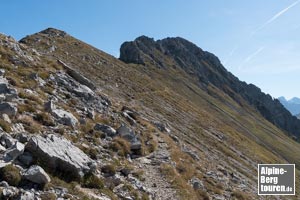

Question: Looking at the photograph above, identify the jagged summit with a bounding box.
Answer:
[120,35,231,83]
[120,36,210,67]
[121,36,300,137]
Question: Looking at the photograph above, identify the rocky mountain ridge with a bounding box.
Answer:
[0,28,299,199]
[120,36,300,139]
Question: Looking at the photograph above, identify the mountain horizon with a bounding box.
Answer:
[278,96,300,116]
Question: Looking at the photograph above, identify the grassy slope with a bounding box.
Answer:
[21,31,300,199]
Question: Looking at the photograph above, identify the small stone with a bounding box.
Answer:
[44,100,56,112]
[190,177,204,190]
[4,141,25,161]
[18,191,35,200]
[0,102,17,117]
[0,144,6,152]
[137,157,151,164]
[18,152,33,166]
[23,89,35,95]
[87,109,95,119]
[0,181,9,187]
[23,165,51,185]
[0,133,17,148]
[94,123,116,137]
[0,69,5,76]
[1,114,11,123]
[2,187,19,197]
[11,123,25,133]
[120,168,132,176]
[16,133,29,143]
[116,125,142,151]
[52,109,78,127]
[153,121,171,133]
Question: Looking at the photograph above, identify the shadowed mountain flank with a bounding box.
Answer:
[120,36,300,138]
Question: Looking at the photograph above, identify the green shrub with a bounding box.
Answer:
[141,193,150,200]
[132,170,144,181]
[231,190,250,200]
[110,137,131,156]
[196,189,209,200]
[101,164,116,176]
[0,119,11,132]
[82,173,104,189]
[40,192,57,200]
[0,164,21,186]
[17,115,43,134]
[148,139,157,153]
[18,104,36,114]
[19,91,41,103]
[88,148,98,160]
[34,112,55,126]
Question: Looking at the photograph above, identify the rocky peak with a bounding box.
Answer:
[158,36,206,57]
[290,97,300,104]
[120,35,157,65]
[39,27,67,37]
[120,36,227,79]
[278,96,287,102]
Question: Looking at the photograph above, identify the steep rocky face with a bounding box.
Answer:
[120,36,300,138]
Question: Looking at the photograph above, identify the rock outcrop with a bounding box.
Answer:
[116,125,141,151]
[51,108,78,127]
[94,123,116,137]
[25,134,94,180]
[57,60,96,90]
[4,142,24,161]
[0,102,17,117]
[22,165,51,185]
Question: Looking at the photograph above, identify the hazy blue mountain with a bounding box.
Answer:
[278,96,300,115]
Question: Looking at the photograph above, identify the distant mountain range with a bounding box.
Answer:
[278,97,300,116]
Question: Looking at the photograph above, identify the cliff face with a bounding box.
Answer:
[120,36,300,138]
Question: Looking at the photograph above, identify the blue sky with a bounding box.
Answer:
[1,0,300,99]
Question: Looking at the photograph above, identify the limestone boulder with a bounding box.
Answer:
[26,134,94,180]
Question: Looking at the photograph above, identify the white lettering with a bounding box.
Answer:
[260,167,286,175]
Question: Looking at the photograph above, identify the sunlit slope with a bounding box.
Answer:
[22,28,300,198]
